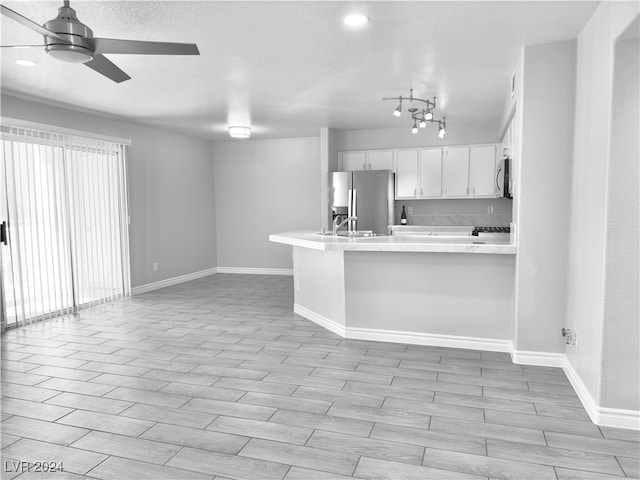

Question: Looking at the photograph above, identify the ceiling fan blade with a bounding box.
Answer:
[0,5,67,42]
[91,38,199,56]
[84,54,131,83]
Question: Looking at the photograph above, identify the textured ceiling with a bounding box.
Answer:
[0,1,598,141]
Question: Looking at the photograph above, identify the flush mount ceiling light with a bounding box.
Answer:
[229,126,251,139]
[343,14,369,27]
[14,59,37,66]
[383,88,447,138]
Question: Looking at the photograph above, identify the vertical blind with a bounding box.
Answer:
[1,125,131,329]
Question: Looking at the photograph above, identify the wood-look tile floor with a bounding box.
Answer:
[2,274,639,480]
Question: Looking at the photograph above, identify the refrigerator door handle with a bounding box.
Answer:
[347,189,353,218]
[352,189,357,230]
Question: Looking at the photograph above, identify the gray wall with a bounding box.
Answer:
[566,2,639,411]
[212,136,321,270]
[512,40,576,354]
[333,125,499,151]
[601,35,639,411]
[1,94,216,288]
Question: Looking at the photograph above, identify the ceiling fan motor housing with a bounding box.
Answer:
[43,5,95,63]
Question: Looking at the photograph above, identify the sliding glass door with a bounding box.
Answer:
[0,125,130,331]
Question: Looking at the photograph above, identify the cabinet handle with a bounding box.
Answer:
[414,188,417,197]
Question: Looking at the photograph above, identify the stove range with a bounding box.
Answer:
[472,226,511,235]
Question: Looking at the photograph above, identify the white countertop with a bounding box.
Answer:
[269,230,517,254]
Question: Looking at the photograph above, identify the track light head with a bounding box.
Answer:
[438,119,446,138]
[393,98,402,117]
[411,120,418,134]
[425,111,433,121]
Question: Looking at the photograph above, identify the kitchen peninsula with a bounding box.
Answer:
[270,231,517,351]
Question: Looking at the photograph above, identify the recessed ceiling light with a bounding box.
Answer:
[343,14,369,28]
[229,126,251,139]
[15,59,37,67]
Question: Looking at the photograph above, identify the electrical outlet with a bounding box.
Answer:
[488,205,494,214]
[407,207,413,215]
[153,262,158,272]
[561,327,577,346]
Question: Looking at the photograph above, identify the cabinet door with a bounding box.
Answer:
[443,147,469,196]
[419,148,442,197]
[469,145,497,196]
[395,149,419,198]
[341,151,366,171]
[367,150,394,171]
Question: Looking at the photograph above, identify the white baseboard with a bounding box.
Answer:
[562,356,640,430]
[294,303,640,431]
[132,266,292,295]
[131,268,217,295]
[294,304,511,352]
[217,267,293,276]
[347,327,514,353]
[294,304,346,337]
[510,350,566,368]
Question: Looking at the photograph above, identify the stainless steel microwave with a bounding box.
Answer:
[496,158,512,198]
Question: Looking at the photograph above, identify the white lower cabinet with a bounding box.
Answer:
[443,146,470,197]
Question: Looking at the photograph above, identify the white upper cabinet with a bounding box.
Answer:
[396,149,419,198]
[341,151,367,171]
[339,144,502,199]
[468,145,497,196]
[366,150,394,170]
[419,148,443,197]
[340,150,394,171]
[443,146,470,197]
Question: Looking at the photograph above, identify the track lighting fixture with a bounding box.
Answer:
[393,100,402,117]
[438,118,447,139]
[383,89,447,138]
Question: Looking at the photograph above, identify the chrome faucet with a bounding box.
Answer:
[333,216,357,236]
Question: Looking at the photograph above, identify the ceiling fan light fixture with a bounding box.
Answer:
[15,59,37,67]
[46,44,93,63]
[229,126,251,139]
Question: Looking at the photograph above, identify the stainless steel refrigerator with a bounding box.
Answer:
[328,170,395,235]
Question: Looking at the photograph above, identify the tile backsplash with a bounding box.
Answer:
[407,213,512,227]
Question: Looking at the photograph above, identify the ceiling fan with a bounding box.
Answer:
[1,1,200,83]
